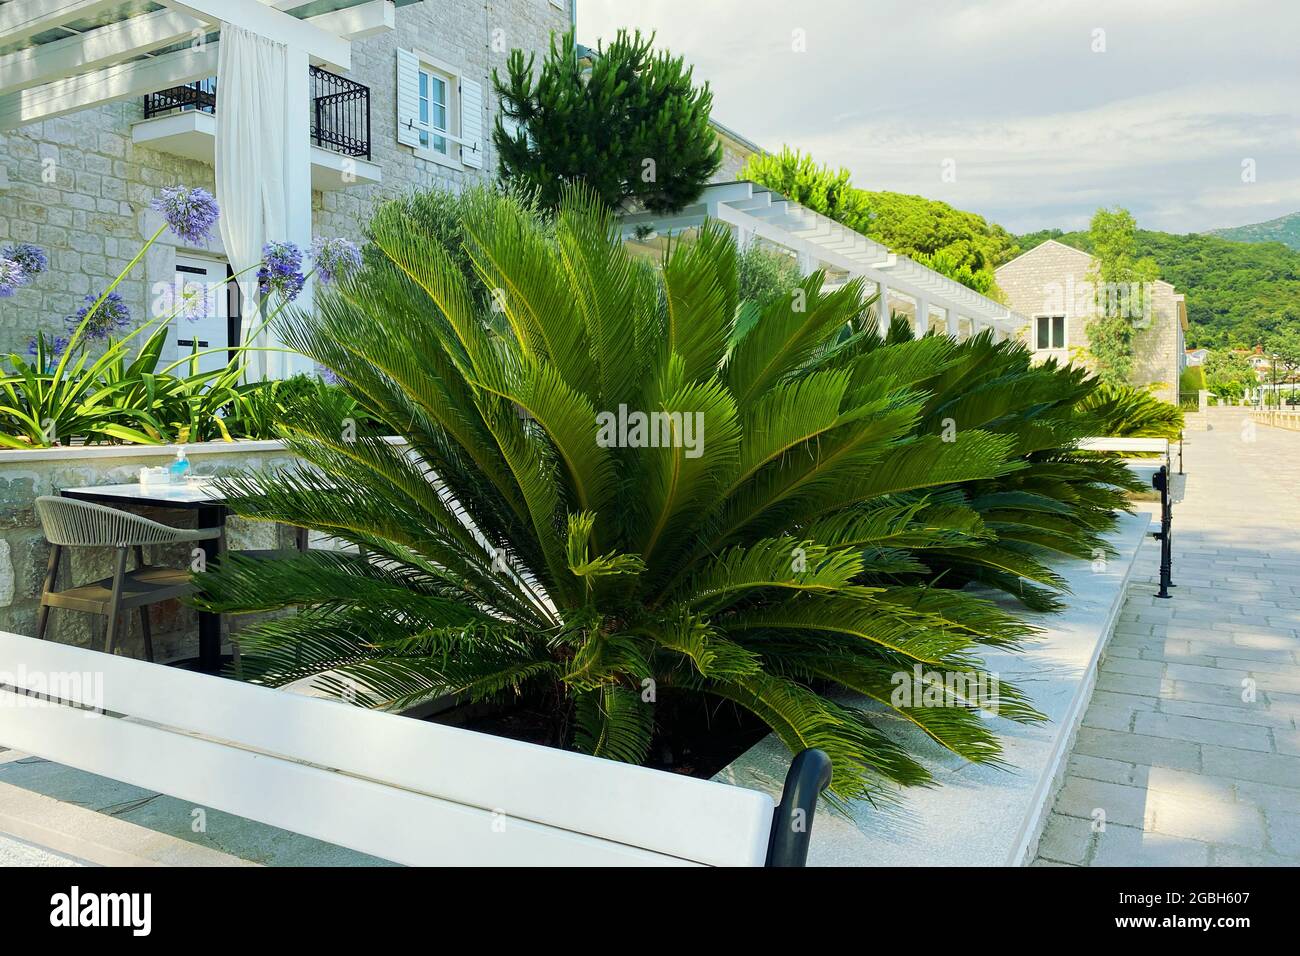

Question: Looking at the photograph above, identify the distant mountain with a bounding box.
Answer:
[1208,211,1300,250]
[1011,229,1300,350]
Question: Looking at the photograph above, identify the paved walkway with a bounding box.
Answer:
[1035,409,1300,866]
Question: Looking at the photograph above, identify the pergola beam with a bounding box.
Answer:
[0,43,218,131]
[0,0,122,46]
[0,8,208,96]
[158,0,351,70]
[306,0,395,41]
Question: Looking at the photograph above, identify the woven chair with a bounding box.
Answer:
[33,496,222,661]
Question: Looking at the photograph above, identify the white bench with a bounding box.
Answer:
[1076,436,1174,474]
[1079,436,1177,599]
[0,631,829,867]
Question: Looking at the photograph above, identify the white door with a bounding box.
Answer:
[172,254,229,376]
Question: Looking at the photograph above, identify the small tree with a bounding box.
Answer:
[493,30,721,213]
[1084,207,1160,386]
[1203,349,1257,400]
[1265,330,1300,404]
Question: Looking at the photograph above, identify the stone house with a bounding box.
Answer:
[995,239,1187,402]
[0,0,572,362]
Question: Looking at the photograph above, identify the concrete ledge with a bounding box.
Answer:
[0,775,256,867]
[714,509,1153,867]
[0,435,406,465]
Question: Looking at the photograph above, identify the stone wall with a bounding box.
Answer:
[0,0,571,357]
[711,125,762,184]
[0,443,309,662]
[0,102,215,357]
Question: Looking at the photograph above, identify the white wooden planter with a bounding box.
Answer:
[0,630,828,867]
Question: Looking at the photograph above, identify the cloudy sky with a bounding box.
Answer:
[577,0,1300,235]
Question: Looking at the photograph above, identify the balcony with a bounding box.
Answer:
[132,67,381,191]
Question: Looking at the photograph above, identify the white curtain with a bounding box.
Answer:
[215,24,297,381]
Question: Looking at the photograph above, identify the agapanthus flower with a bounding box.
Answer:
[26,333,70,363]
[3,243,47,278]
[151,185,220,245]
[70,291,132,340]
[0,257,24,297]
[257,241,306,301]
[311,237,362,285]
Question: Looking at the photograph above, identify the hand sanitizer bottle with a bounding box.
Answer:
[169,445,190,482]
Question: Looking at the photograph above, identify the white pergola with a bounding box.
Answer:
[0,2,402,129]
[621,181,1027,341]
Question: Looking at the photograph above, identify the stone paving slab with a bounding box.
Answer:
[1035,409,1300,866]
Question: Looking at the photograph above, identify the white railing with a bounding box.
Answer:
[1253,408,1300,431]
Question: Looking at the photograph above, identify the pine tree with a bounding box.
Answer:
[493,30,722,213]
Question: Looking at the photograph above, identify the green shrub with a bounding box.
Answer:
[736,242,802,307]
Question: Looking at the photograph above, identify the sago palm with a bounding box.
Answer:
[870,317,1143,611]
[197,187,1053,802]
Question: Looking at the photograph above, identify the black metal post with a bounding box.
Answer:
[766,748,833,867]
[1152,466,1173,599]
[196,503,227,673]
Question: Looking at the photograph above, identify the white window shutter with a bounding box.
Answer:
[460,77,484,168]
[395,48,421,148]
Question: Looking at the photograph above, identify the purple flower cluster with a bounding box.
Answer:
[258,241,306,301]
[70,291,133,341]
[26,333,70,363]
[4,243,48,277]
[0,243,46,297]
[0,257,24,298]
[311,237,362,285]
[151,185,220,245]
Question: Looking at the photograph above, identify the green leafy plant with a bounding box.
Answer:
[224,375,368,440]
[494,30,721,213]
[0,330,163,447]
[736,241,802,308]
[189,187,1144,803]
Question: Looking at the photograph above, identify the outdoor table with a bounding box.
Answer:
[60,479,231,675]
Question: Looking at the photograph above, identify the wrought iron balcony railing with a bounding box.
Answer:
[142,66,371,161]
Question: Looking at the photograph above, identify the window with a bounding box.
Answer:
[398,49,483,169]
[417,66,450,155]
[1035,315,1065,350]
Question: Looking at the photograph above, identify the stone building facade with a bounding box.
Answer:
[995,239,1187,402]
[0,0,572,357]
